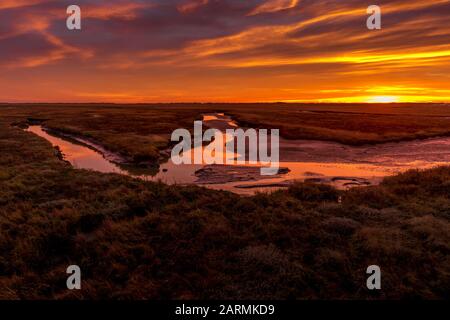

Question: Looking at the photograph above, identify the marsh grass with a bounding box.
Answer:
[0,110,449,299]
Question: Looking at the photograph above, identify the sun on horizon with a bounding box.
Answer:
[366,96,400,103]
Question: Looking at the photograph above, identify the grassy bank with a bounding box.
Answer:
[0,116,449,299]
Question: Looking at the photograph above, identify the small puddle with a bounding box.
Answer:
[26,114,450,195]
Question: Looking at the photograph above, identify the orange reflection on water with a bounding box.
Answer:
[27,126,126,174]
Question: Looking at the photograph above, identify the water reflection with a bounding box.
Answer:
[26,114,450,195]
[27,126,127,174]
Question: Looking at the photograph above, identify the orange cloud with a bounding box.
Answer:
[0,0,42,10]
[177,0,209,14]
[248,0,299,15]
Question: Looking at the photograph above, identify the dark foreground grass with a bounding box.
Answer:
[0,117,449,299]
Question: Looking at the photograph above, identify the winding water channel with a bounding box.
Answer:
[26,113,450,195]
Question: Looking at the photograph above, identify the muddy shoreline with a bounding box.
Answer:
[22,121,167,170]
[195,165,290,185]
[44,127,131,164]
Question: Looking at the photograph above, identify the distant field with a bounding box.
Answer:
[225,103,450,144]
[2,103,450,165]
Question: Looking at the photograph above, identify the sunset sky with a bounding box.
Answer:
[1,0,450,103]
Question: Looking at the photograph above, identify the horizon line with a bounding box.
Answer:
[1,101,450,105]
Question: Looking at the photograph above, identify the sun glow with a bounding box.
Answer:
[366,96,399,103]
